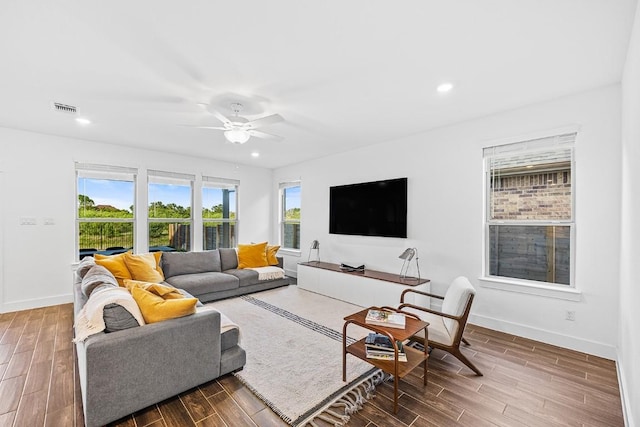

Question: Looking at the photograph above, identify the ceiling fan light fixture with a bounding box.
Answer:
[224,129,250,144]
[437,82,454,93]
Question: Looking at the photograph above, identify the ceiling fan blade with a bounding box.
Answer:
[193,126,228,130]
[245,114,284,130]
[248,130,283,141]
[198,104,231,125]
[178,125,227,130]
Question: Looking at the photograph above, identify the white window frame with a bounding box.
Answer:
[279,181,301,252]
[202,176,239,250]
[75,163,137,260]
[147,170,195,252]
[481,131,580,300]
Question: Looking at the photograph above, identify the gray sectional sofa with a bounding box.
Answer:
[73,248,290,427]
[161,248,291,302]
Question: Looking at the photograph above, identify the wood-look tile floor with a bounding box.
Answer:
[0,303,624,427]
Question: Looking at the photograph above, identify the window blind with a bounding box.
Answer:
[483,133,576,158]
[147,169,195,186]
[75,163,137,181]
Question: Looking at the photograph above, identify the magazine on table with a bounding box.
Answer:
[365,309,406,329]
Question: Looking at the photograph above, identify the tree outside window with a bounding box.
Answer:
[148,171,193,251]
[281,183,301,250]
[76,165,136,259]
[203,178,238,250]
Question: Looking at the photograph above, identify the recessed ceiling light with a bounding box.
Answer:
[75,117,91,125]
[437,82,454,93]
[251,152,260,158]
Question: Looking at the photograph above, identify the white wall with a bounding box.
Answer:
[0,127,273,312]
[619,2,640,425]
[274,85,622,359]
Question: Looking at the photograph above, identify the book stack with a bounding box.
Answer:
[365,309,406,329]
[340,263,365,272]
[364,333,407,362]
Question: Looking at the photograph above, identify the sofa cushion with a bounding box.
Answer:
[219,248,238,271]
[164,272,239,296]
[224,269,261,287]
[237,242,268,269]
[161,250,222,278]
[124,252,164,283]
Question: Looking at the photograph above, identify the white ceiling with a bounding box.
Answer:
[0,0,636,169]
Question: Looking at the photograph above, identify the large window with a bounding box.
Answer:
[280,182,301,250]
[202,177,239,250]
[484,133,576,286]
[148,170,194,252]
[76,164,136,259]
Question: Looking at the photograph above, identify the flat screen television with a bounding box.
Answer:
[329,177,407,238]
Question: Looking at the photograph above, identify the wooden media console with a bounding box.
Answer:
[298,261,431,308]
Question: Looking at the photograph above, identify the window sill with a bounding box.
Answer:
[278,248,301,257]
[478,276,581,301]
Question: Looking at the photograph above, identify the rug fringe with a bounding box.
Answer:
[298,369,386,426]
[233,371,295,424]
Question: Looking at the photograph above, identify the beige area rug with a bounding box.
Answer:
[208,285,384,426]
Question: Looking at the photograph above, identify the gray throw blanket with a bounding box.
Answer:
[81,265,119,297]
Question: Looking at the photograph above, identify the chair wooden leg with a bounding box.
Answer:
[461,337,470,346]
[453,349,483,376]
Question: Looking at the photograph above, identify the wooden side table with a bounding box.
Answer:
[343,307,429,414]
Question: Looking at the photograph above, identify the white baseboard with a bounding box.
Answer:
[0,293,73,313]
[285,268,297,278]
[616,352,635,427]
[469,313,617,360]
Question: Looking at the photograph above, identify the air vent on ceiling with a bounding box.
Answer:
[52,102,77,114]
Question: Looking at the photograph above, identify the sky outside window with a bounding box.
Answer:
[77,178,134,211]
[203,187,236,215]
[148,183,192,208]
[284,186,301,210]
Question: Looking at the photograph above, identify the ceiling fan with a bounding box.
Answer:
[192,102,284,144]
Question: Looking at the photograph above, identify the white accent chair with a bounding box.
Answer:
[398,276,482,376]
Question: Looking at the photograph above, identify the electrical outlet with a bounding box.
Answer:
[43,218,55,225]
[566,310,576,321]
[20,217,37,225]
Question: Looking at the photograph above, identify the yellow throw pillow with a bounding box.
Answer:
[124,252,164,283]
[152,251,164,277]
[237,242,269,269]
[266,245,280,266]
[95,251,132,286]
[123,280,183,300]
[130,286,197,324]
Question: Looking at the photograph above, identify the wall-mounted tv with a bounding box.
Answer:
[329,177,407,238]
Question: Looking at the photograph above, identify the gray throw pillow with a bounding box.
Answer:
[103,303,140,332]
